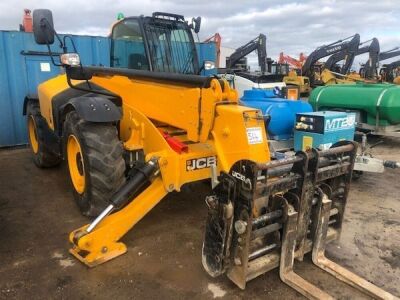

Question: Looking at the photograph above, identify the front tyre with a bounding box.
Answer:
[63,111,125,217]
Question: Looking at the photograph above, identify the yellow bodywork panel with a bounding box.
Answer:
[211,105,270,171]
[283,70,311,94]
[91,75,237,143]
[37,75,71,129]
[320,69,359,85]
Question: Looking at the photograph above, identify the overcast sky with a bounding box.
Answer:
[1,0,399,70]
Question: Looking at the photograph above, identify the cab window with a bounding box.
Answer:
[111,19,149,70]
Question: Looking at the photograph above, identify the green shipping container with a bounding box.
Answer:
[309,83,400,126]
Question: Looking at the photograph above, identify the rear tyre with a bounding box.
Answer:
[26,101,62,168]
[63,111,126,216]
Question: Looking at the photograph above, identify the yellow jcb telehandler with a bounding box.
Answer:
[25,9,397,299]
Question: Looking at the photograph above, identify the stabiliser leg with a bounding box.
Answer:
[69,175,167,267]
[279,203,334,300]
[312,192,399,300]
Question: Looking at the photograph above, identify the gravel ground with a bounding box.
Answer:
[0,140,399,299]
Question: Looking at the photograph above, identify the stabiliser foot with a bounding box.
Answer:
[69,237,127,268]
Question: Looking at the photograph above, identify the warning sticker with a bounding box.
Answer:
[246,127,263,144]
[40,62,51,72]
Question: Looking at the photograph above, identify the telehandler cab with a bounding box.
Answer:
[25,9,397,299]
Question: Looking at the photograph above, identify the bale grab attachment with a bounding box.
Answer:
[202,141,397,299]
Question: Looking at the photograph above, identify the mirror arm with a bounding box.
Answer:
[65,67,118,99]
[63,36,78,53]
[46,44,62,67]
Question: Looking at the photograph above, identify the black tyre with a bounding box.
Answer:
[63,111,126,216]
[26,101,62,168]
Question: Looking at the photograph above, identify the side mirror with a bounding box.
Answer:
[192,17,201,33]
[32,9,55,45]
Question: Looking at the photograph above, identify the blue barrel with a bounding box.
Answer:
[241,89,313,140]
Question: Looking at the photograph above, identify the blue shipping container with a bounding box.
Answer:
[0,31,110,147]
[0,31,216,147]
[197,42,217,76]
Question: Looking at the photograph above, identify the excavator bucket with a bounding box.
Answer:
[202,141,398,299]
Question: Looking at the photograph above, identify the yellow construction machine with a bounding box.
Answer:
[319,69,361,85]
[25,9,397,299]
[282,70,311,95]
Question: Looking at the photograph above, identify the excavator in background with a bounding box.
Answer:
[380,60,400,83]
[379,47,400,63]
[25,10,399,299]
[351,38,381,79]
[220,34,292,97]
[324,38,379,76]
[203,33,221,68]
[377,48,400,83]
[283,35,360,93]
[225,34,268,72]
[301,34,360,86]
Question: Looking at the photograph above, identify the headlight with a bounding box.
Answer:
[204,60,215,70]
[60,53,80,66]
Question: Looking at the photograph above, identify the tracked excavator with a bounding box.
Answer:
[226,34,268,72]
[323,36,365,75]
[302,34,360,86]
[320,38,380,84]
[380,60,400,83]
[325,38,379,76]
[25,9,398,299]
[283,35,360,92]
[220,34,290,97]
[376,48,400,82]
[379,47,400,62]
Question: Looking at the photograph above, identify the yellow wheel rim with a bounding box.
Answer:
[28,116,39,154]
[67,135,85,194]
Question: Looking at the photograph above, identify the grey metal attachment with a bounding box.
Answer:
[311,193,399,300]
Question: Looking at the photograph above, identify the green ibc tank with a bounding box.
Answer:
[309,83,400,126]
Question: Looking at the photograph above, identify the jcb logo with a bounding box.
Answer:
[186,156,216,171]
[231,171,252,189]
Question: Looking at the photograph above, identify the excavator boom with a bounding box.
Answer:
[379,47,400,61]
[325,38,379,76]
[302,34,360,85]
[226,34,267,72]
